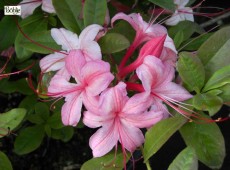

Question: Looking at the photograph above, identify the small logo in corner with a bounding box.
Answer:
[4,6,21,16]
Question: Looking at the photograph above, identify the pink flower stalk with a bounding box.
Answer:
[83,82,163,157]
[48,50,114,126]
[20,0,55,19]
[165,0,194,26]
[136,56,193,117]
[111,12,177,69]
[39,24,103,73]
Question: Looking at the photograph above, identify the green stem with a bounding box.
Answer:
[140,146,152,170]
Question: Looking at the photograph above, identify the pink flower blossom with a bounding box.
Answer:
[112,12,177,69]
[20,0,55,19]
[136,56,193,116]
[165,0,194,26]
[83,82,163,157]
[39,24,103,73]
[48,50,114,126]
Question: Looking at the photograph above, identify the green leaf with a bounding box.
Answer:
[202,65,230,92]
[192,93,223,116]
[0,16,18,51]
[0,108,26,138]
[148,0,175,11]
[83,0,107,27]
[52,0,83,33]
[35,102,50,121]
[168,147,198,170]
[180,118,226,169]
[51,126,74,142]
[174,31,184,48]
[21,31,61,54]
[81,149,130,170]
[19,95,37,115]
[99,33,130,54]
[47,112,64,129]
[143,115,187,162]
[177,52,205,93]
[197,26,230,80]
[0,151,13,170]
[0,78,33,95]
[14,125,45,155]
[15,13,48,60]
[218,84,230,105]
[169,21,204,41]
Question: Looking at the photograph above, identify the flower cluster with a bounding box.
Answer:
[39,13,192,157]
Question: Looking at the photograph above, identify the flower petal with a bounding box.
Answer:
[79,24,103,44]
[39,52,66,72]
[81,41,102,61]
[41,0,55,13]
[119,120,144,153]
[20,0,41,19]
[165,12,181,26]
[89,123,119,157]
[112,12,139,30]
[65,49,86,82]
[51,28,79,51]
[61,93,83,126]
[82,60,114,96]
[122,92,151,114]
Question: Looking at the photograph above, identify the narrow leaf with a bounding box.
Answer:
[99,33,130,54]
[143,115,187,162]
[180,118,226,169]
[177,52,205,93]
[83,0,107,27]
[168,147,198,170]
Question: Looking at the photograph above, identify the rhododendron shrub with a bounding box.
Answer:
[0,0,229,169]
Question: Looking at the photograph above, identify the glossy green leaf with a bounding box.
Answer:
[180,118,225,169]
[21,31,61,54]
[52,0,83,33]
[51,126,74,142]
[193,93,223,116]
[168,147,198,170]
[143,115,187,162]
[81,149,130,170]
[19,95,37,115]
[83,0,107,27]
[174,31,184,48]
[14,125,45,155]
[202,65,230,92]
[148,0,175,11]
[169,21,204,41]
[0,151,13,170]
[177,52,205,93]
[99,33,130,54]
[218,84,230,105]
[47,112,64,129]
[197,26,230,79]
[15,13,48,60]
[0,108,26,138]
[0,78,33,95]
[0,16,18,51]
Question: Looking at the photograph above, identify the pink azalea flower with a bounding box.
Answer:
[39,24,103,73]
[20,0,55,19]
[165,0,194,26]
[48,50,114,126]
[111,12,177,69]
[136,56,193,116]
[83,82,163,157]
